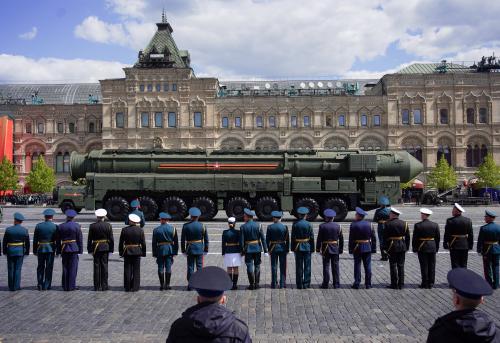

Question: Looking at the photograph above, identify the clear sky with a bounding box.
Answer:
[0,0,499,83]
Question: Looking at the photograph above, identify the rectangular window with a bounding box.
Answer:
[172,83,177,91]
[256,116,263,128]
[88,122,95,133]
[147,84,153,92]
[373,115,381,127]
[57,122,63,134]
[168,112,176,127]
[37,122,44,134]
[222,117,229,128]
[235,116,242,128]
[269,116,276,128]
[163,83,169,91]
[303,115,310,127]
[154,112,163,128]
[338,115,345,127]
[56,154,63,173]
[69,122,76,133]
[291,115,297,128]
[141,112,149,127]
[139,84,145,92]
[360,114,367,127]
[440,108,449,124]
[479,108,488,123]
[116,112,124,128]
[325,117,332,127]
[155,84,161,92]
[194,112,202,127]
[413,109,422,124]
[402,109,410,125]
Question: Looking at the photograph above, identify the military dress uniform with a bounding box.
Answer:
[3,213,30,291]
[181,208,209,286]
[412,208,440,289]
[265,211,289,289]
[349,207,377,289]
[33,209,58,290]
[477,210,500,289]
[119,214,146,292]
[291,207,314,289]
[152,212,179,290]
[240,208,267,290]
[444,204,474,269]
[124,200,146,228]
[383,208,410,289]
[87,209,114,291]
[373,197,391,260]
[221,217,242,290]
[56,210,83,291]
[316,209,343,289]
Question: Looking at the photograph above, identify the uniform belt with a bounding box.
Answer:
[322,240,338,244]
[62,239,76,244]
[187,240,202,244]
[418,238,435,252]
[225,243,240,246]
[295,238,310,243]
[485,241,498,244]
[450,234,468,248]
[37,241,54,253]
[158,241,172,245]
[270,240,285,244]
[92,239,109,255]
[378,220,386,224]
[245,240,259,244]
[484,241,499,254]
[321,240,338,255]
[269,240,285,253]
[388,236,403,240]
[353,240,370,253]
[124,244,141,247]
[7,242,24,247]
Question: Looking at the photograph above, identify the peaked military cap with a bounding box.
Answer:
[420,208,433,215]
[447,268,493,300]
[65,209,77,218]
[454,203,465,213]
[159,212,171,220]
[297,207,309,215]
[130,199,140,208]
[485,209,497,218]
[189,266,232,298]
[128,213,141,223]
[227,216,236,223]
[323,208,336,218]
[390,207,401,215]
[14,212,25,221]
[243,208,256,217]
[95,208,107,217]
[355,207,367,217]
[189,207,201,217]
[271,210,283,218]
[43,208,56,216]
[378,196,390,206]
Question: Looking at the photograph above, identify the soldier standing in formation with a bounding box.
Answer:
[221,217,242,290]
[265,211,289,289]
[33,209,58,290]
[412,208,440,289]
[119,213,146,292]
[3,212,30,291]
[57,209,83,291]
[444,203,474,269]
[152,212,178,290]
[181,207,209,290]
[316,209,343,289]
[240,208,267,290]
[87,208,114,291]
[125,199,145,228]
[291,207,314,289]
[383,207,410,289]
[373,196,391,261]
[349,207,376,289]
[477,210,500,289]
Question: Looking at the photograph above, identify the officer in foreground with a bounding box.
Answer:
[316,209,343,289]
[166,266,251,342]
[125,199,145,228]
[444,203,473,269]
[373,196,391,261]
[240,208,267,290]
[349,207,376,289]
[181,207,209,289]
[88,208,114,291]
[33,209,58,290]
[383,207,410,289]
[153,212,178,290]
[412,208,440,289]
[427,268,499,342]
[291,207,314,289]
[3,212,30,291]
[57,209,83,291]
[265,210,289,289]
[222,217,242,290]
[119,213,146,292]
[477,209,500,289]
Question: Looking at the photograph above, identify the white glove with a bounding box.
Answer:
[264,253,269,257]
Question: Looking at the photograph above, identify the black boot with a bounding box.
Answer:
[247,272,255,290]
[254,270,260,289]
[398,265,405,289]
[158,272,165,290]
[164,273,171,290]
[231,274,238,290]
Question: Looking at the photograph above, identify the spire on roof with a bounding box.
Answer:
[162,8,166,23]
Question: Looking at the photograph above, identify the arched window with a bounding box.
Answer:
[481,144,488,160]
[25,154,32,173]
[56,152,64,173]
[360,114,368,127]
[466,141,488,167]
[402,143,423,162]
[466,108,475,124]
[268,116,276,128]
[256,115,263,128]
[437,144,451,165]
[359,138,385,151]
[466,145,473,167]
[63,152,70,173]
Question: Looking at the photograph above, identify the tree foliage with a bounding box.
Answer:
[475,154,500,188]
[427,155,457,191]
[400,179,414,189]
[0,157,19,195]
[25,157,56,193]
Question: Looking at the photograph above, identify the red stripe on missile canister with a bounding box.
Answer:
[158,162,279,170]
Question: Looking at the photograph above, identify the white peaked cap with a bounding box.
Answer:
[95,208,107,217]
[390,207,401,215]
[454,203,466,213]
[420,208,433,215]
[228,217,236,223]
[128,213,141,223]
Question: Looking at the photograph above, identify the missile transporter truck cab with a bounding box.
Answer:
[58,149,423,221]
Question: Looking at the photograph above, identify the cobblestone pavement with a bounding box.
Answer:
[0,205,499,342]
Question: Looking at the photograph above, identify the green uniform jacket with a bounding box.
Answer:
[152,223,179,257]
[477,222,500,255]
[33,221,58,254]
[3,224,30,256]
[181,221,208,255]
[266,222,290,254]
[240,220,267,254]
[291,219,314,253]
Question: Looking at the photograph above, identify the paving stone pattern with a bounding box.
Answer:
[0,205,499,342]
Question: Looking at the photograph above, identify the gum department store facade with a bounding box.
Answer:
[0,16,499,186]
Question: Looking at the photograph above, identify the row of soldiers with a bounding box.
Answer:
[0,199,499,292]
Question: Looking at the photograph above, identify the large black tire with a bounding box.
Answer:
[192,196,217,221]
[293,197,320,221]
[226,197,250,221]
[60,201,75,214]
[162,196,188,220]
[138,196,159,221]
[255,196,279,221]
[322,197,348,222]
[104,196,130,221]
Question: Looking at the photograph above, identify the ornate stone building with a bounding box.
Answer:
[1,15,499,186]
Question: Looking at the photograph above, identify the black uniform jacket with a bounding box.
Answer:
[412,219,440,253]
[88,221,114,255]
[166,302,252,343]
[119,225,146,257]
[427,309,500,343]
[444,215,474,250]
[383,218,410,253]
